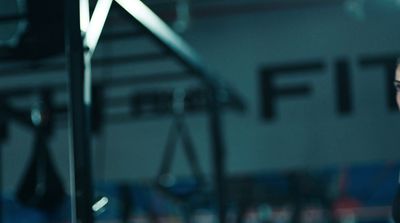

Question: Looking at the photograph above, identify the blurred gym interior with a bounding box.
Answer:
[0,0,400,222]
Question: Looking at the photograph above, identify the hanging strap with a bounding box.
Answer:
[15,92,66,211]
[16,131,66,211]
[179,118,205,187]
[157,116,181,185]
[156,89,205,195]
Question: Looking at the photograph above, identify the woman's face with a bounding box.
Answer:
[395,64,400,110]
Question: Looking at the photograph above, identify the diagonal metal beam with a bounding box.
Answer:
[114,0,245,114]
[84,0,114,56]
[80,0,90,32]
[114,0,209,80]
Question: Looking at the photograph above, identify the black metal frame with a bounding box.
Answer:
[0,0,245,223]
[65,1,232,222]
[0,119,5,223]
[65,0,94,222]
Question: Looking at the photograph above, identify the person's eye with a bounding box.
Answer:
[394,82,400,92]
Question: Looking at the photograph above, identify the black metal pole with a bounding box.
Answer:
[207,86,227,223]
[65,0,94,222]
[0,119,6,223]
[0,140,2,223]
[0,119,7,223]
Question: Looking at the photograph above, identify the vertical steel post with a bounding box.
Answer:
[65,0,94,222]
[207,86,227,223]
[0,119,6,223]
[0,139,2,223]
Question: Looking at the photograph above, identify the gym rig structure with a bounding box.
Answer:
[0,0,246,223]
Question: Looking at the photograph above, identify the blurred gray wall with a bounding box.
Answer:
[2,0,400,194]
